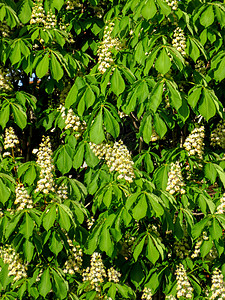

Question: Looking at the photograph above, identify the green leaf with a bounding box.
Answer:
[133,235,146,261]
[19,212,34,239]
[198,89,216,121]
[73,143,85,169]
[85,143,99,168]
[200,236,213,258]
[155,48,171,75]
[204,163,217,184]
[55,144,73,174]
[188,87,202,108]
[49,231,63,256]
[149,81,163,113]
[83,86,96,109]
[53,0,64,10]
[0,179,11,204]
[141,113,152,144]
[36,54,49,78]
[192,216,211,239]
[157,0,171,15]
[148,194,164,217]
[5,213,24,239]
[103,186,113,208]
[23,239,34,262]
[141,0,157,20]
[154,165,169,190]
[18,0,32,23]
[43,204,57,231]
[11,103,27,129]
[209,218,222,241]
[50,53,64,81]
[200,5,214,27]
[65,83,78,108]
[166,81,182,111]
[146,236,159,264]
[0,105,10,128]
[10,42,21,65]
[214,56,225,81]
[104,108,120,139]
[39,268,52,298]
[188,39,200,63]
[90,110,105,144]
[135,41,145,65]
[132,194,148,221]
[99,227,114,256]
[111,68,125,96]
[154,113,167,138]
[58,205,71,231]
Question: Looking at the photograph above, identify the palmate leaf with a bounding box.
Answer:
[90,109,105,144]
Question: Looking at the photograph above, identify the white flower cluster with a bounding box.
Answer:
[183,126,205,159]
[166,161,185,195]
[90,140,135,182]
[3,127,19,150]
[215,193,225,214]
[209,268,225,300]
[0,67,13,92]
[82,252,107,292]
[15,183,33,210]
[87,216,95,229]
[165,296,176,300]
[65,0,82,10]
[141,287,152,300]
[0,22,10,38]
[34,136,55,194]
[211,121,225,149]
[30,0,45,25]
[97,21,121,73]
[172,27,186,56]
[175,264,193,299]
[60,106,87,138]
[45,9,57,29]
[151,129,160,142]
[164,0,178,10]
[57,183,68,200]
[63,239,83,275]
[0,245,27,281]
[107,267,121,283]
[174,236,190,259]
[191,231,208,259]
[195,60,206,74]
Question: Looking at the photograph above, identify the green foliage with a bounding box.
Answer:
[1,0,225,299]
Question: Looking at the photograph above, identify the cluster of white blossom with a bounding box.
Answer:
[107,267,121,283]
[215,193,225,214]
[164,0,178,10]
[60,106,87,138]
[0,22,10,38]
[65,0,82,10]
[191,231,208,259]
[141,287,152,300]
[97,21,121,73]
[150,129,160,142]
[63,239,83,275]
[15,183,33,210]
[45,9,57,29]
[166,161,185,195]
[0,67,13,92]
[0,245,27,281]
[172,27,186,56]
[30,0,45,25]
[90,140,135,182]
[57,183,68,200]
[165,296,176,300]
[82,252,107,292]
[174,236,190,259]
[34,136,55,194]
[209,268,225,299]
[3,127,19,153]
[195,60,206,74]
[183,126,205,159]
[87,216,95,229]
[175,264,193,299]
[211,121,225,149]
